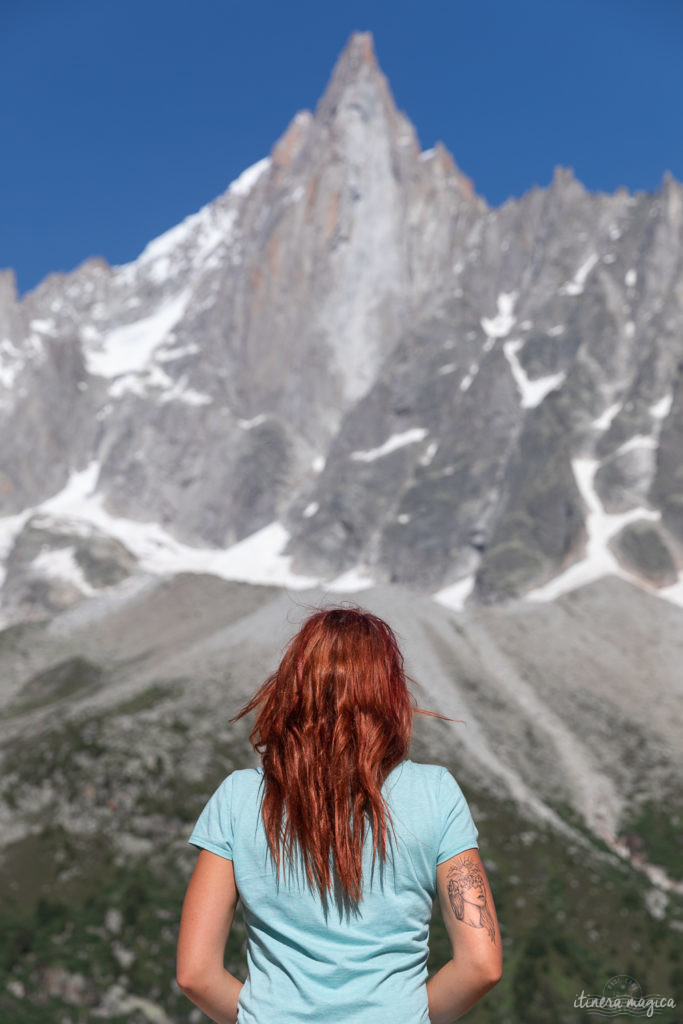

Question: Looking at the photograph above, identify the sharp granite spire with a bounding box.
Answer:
[0,33,682,619]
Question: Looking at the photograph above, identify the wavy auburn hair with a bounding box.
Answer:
[230,606,453,904]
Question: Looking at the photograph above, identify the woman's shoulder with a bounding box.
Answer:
[402,758,448,779]
[391,759,449,794]
[215,766,264,798]
[230,766,263,784]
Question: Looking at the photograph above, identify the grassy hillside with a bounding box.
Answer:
[0,702,680,1023]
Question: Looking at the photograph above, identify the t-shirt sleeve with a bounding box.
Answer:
[436,767,479,864]
[188,773,235,861]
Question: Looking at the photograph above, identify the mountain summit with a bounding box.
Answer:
[0,33,682,622]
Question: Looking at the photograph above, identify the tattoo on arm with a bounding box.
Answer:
[446,856,496,943]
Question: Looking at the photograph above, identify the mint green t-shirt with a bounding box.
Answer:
[188,759,479,1024]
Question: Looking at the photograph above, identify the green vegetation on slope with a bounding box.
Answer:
[0,709,681,1023]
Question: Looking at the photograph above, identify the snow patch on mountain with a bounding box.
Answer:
[112,157,269,288]
[504,338,566,408]
[228,157,271,197]
[480,291,518,341]
[460,364,479,391]
[419,441,439,467]
[592,402,623,431]
[0,338,27,390]
[156,342,200,363]
[29,318,56,334]
[325,566,375,592]
[32,464,317,590]
[349,428,429,462]
[11,463,390,597]
[0,331,46,398]
[560,253,598,296]
[83,291,191,378]
[238,415,269,430]
[614,434,658,457]
[525,458,671,604]
[433,575,475,612]
[649,393,673,419]
[31,546,95,596]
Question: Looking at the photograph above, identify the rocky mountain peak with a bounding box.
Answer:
[314,31,412,145]
[0,269,17,308]
[315,31,381,111]
[660,170,682,226]
[271,110,314,173]
[1,35,682,621]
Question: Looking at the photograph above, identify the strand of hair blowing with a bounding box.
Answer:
[230,607,454,904]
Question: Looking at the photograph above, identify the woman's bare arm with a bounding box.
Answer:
[176,850,244,1024]
[427,848,502,1024]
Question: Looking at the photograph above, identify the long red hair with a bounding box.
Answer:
[230,606,454,903]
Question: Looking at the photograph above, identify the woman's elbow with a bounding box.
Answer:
[463,951,502,992]
[176,969,196,994]
[176,964,208,995]
[479,955,503,990]
[485,962,503,988]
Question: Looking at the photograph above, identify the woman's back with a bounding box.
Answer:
[178,607,501,1023]
[189,759,479,1024]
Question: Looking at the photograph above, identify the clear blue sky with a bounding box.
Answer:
[2,0,681,297]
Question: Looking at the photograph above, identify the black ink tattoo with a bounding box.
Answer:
[447,855,496,943]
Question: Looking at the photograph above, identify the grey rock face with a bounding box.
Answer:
[1,30,682,612]
[651,365,683,553]
[2,514,136,619]
[609,521,678,586]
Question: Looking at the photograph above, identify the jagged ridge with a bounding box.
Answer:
[1,31,682,621]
